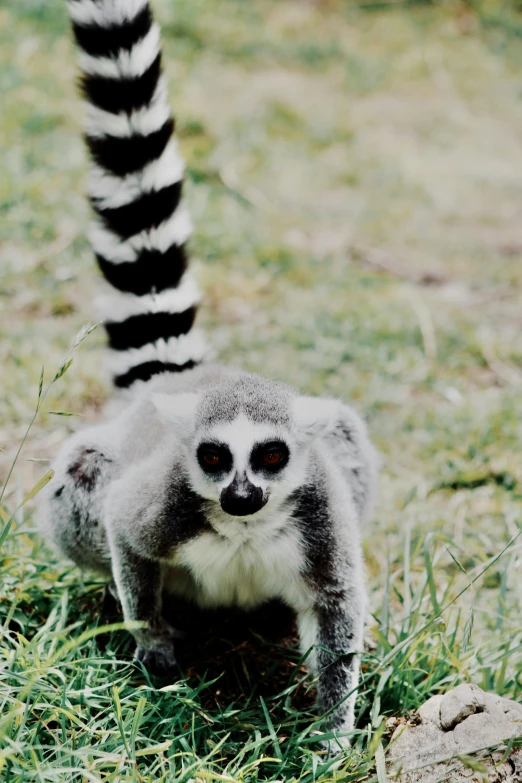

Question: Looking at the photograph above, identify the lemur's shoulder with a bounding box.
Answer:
[104,441,210,560]
[323,403,379,524]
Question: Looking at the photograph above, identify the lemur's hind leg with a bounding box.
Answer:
[39,441,115,575]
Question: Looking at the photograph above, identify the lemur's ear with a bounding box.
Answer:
[151,393,200,437]
[291,396,340,441]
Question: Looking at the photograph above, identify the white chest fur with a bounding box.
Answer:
[171,516,308,610]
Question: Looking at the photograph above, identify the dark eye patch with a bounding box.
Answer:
[197,442,233,475]
[250,441,289,474]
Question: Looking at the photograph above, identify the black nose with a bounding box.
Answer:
[220,473,266,517]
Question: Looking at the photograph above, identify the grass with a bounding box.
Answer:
[2,0,522,779]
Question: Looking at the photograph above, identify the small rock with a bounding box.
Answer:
[452,711,513,753]
[387,684,522,782]
[418,694,443,727]
[440,683,485,731]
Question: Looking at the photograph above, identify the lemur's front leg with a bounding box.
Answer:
[111,539,180,677]
[316,600,363,742]
[297,586,365,748]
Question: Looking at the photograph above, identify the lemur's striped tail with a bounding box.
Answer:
[66,0,207,389]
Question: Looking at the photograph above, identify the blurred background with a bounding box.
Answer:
[2,0,522,731]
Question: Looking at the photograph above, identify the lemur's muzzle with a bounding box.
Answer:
[220,472,267,516]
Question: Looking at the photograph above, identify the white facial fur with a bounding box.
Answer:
[188,413,311,511]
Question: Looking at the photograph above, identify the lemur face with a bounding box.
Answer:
[152,387,341,519]
[193,415,297,517]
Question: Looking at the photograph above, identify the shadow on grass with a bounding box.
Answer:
[97,587,316,714]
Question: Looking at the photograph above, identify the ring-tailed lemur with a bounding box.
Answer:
[39,0,378,746]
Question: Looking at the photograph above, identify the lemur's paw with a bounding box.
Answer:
[134,645,180,678]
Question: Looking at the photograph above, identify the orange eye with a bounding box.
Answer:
[203,453,220,466]
[263,451,282,465]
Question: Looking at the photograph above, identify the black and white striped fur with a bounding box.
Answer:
[39,0,379,750]
[69,0,206,388]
